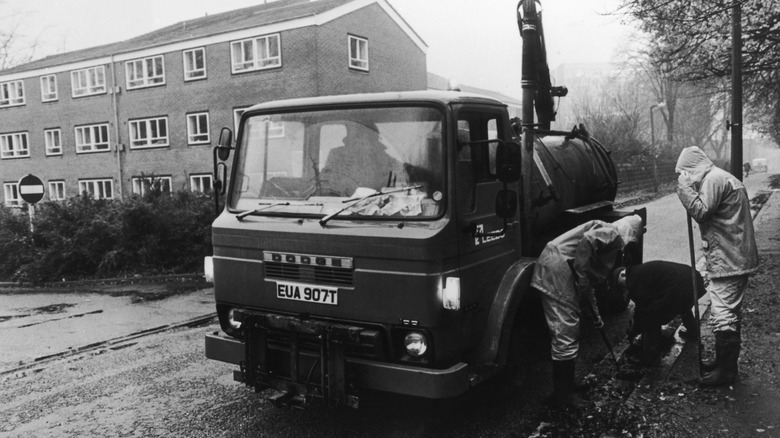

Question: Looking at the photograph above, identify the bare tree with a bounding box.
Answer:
[616,0,780,145]
[0,3,41,70]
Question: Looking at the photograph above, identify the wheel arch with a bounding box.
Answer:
[469,258,537,367]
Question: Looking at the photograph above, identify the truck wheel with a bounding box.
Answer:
[504,324,532,386]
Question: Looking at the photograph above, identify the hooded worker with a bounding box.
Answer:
[676,146,759,386]
[531,214,642,408]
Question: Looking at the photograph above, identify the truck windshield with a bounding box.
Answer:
[229,106,444,219]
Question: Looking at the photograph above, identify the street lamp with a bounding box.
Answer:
[650,102,666,192]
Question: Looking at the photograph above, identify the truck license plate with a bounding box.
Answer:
[275,281,338,305]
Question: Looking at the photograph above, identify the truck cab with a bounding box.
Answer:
[204,90,641,408]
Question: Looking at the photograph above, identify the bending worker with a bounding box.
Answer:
[531,215,643,408]
[676,146,759,386]
[615,261,706,366]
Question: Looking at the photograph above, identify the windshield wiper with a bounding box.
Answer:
[237,201,323,221]
[319,185,421,226]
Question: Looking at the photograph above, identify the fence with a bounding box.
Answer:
[615,159,678,193]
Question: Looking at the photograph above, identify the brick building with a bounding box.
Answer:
[0,0,427,206]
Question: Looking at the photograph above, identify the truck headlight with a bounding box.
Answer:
[404,331,428,357]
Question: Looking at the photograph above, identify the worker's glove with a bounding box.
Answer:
[677,171,693,188]
[594,315,604,329]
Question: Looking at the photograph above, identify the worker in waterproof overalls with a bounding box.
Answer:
[531,215,643,409]
[676,146,759,386]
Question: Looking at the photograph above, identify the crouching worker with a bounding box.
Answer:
[531,215,642,409]
[615,261,706,366]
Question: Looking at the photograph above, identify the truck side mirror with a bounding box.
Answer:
[497,141,521,183]
[217,127,233,161]
[495,189,518,219]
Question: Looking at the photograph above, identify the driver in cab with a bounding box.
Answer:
[322,124,405,196]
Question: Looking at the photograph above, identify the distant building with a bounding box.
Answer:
[426,72,522,119]
[0,0,427,206]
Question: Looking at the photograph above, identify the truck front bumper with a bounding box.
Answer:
[205,331,471,400]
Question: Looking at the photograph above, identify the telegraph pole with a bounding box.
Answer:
[731,2,743,180]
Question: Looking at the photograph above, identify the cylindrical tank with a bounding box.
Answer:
[528,133,619,253]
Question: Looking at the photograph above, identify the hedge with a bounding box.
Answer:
[0,190,214,283]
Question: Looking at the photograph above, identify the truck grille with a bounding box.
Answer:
[263,251,354,287]
[264,262,353,286]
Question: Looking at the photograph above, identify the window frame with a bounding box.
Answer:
[183,47,207,81]
[190,173,213,193]
[44,128,62,156]
[0,132,30,159]
[230,33,281,73]
[78,178,113,199]
[128,117,169,149]
[0,80,25,107]
[75,123,111,154]
[40,75,58,102]
[71,66,107,97]
[186,112,210,145]
[48,180,66,201]
[348,35,369,71]
[4,182,21,207]
[131,176,172,196]
[125,55,166,90]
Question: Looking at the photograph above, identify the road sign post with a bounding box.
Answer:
[18,174,45,233]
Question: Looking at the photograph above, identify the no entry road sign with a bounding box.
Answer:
[18,174,45,204]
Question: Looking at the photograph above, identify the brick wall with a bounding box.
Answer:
[0,3,427,205]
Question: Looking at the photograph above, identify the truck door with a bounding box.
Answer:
[453,107,521,345]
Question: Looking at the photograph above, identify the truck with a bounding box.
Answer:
[204,0,645,408]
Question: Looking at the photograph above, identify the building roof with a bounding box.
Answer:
[0,0,425,77]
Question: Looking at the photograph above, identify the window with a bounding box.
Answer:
[230,34,281,73]
[132,176,172,196]
[348,35,368,71]
[183,48,206,81]
[40,75,58,101]
[3,183,21,207]
[45,129,62,156]
[125,55,165,89]
[1,132,29,159]
[71,66,106,97]
[79,179,113,199]
[0,80,25,107]
[75,124,110,153]
[129,117,168,149]
[49,181,66,201]
[190,174,213,193]
[187,112,210,144]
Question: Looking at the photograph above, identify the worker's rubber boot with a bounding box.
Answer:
[700,331,740,386]
[548,359,590,409]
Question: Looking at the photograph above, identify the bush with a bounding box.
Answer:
[0,190,214,283]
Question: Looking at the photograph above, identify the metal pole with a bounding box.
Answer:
[518,0,537,256]
[27,203,35,234]
[730,2,743,180]
[686,214,703,378]
[650,105,658,192]
[650,102,666,193]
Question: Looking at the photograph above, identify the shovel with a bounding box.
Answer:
[686,214,703,378]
